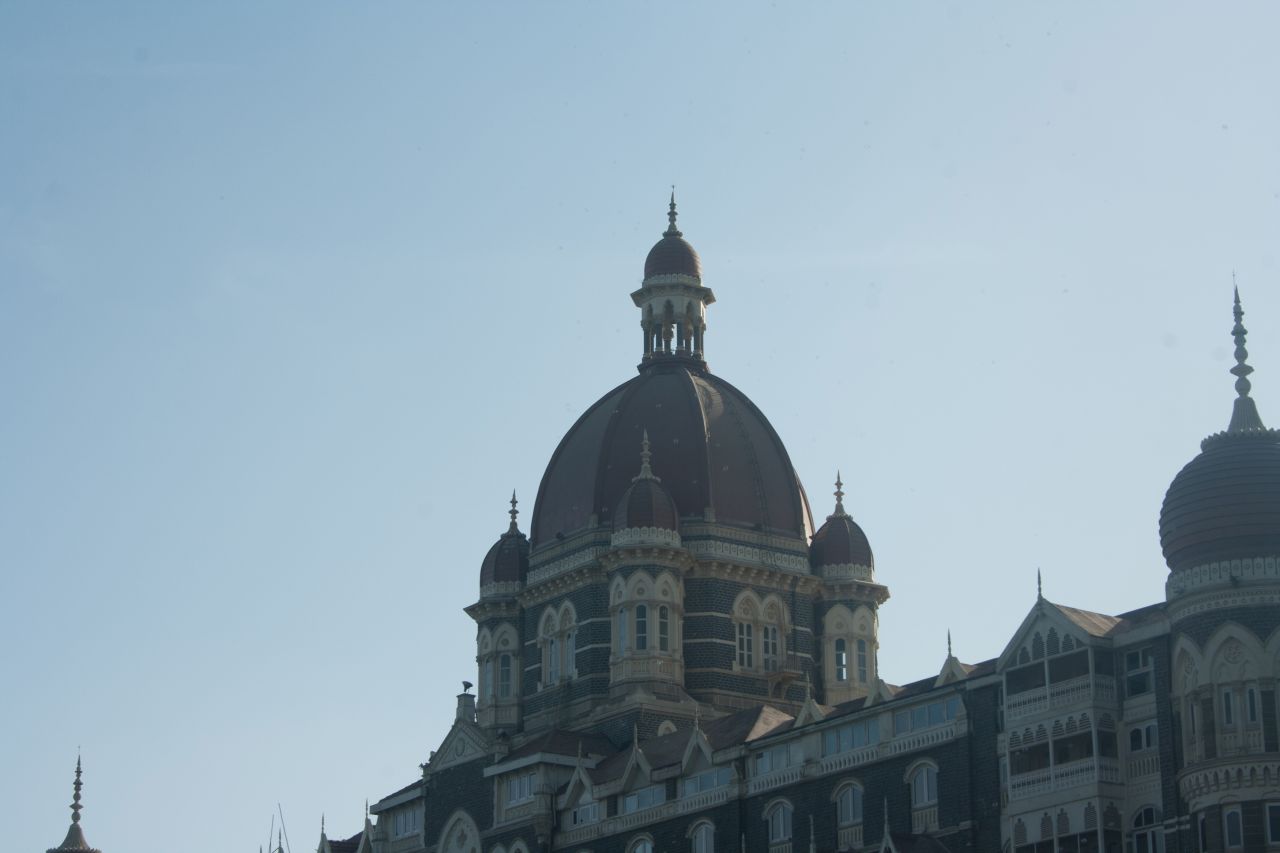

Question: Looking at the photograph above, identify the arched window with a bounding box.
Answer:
[909,764,938,807]
[689,821,714,853]
[857,639,868,682]
[498,653,512,698]
[482,659,494,700]
[766,801,793,843]
[762,623,780,669]
[628,837,654,853]
[659,606,670,652]
[1132,806,1162,853]
[548,636,560,683]
[835,639,848,682]
[636,604,649,651]
[617,608,629,652]
[836,783,863,826]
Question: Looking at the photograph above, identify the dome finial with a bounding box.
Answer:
[833,471,846,516]
[664,188,682,237]
[508,490,519,532]
[1227,283,1267,433]
[634,429,660,481]
[72,754,82,824]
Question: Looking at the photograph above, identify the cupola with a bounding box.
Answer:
[632,193,716,367]
[1160,289,1280,574]
[479,493,530,588]
[810,473,875,577]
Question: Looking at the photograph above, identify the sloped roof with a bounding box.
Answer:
[328,832,363,853]
[503,729,615,763]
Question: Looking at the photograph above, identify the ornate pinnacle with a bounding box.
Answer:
[508,490,519,532]
[664,189,682,237]
[947,629,953,658]
[71,755,82,824]
[1227,285,1267,433]
[634,430,660,481]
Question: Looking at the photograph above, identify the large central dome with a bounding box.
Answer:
[531,363,813,546]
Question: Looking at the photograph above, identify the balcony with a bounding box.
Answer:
[911,805,938,834]
[1006,675,1116,722]
[838,825,863,850]
[610,654,682,684]
[1126,752,1160,779]
[1008,758,1123,800]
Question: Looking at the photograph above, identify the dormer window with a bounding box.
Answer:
[506,771,536,805]
[753,741,802,776]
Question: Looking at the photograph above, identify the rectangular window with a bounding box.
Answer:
[856,639,868,682]
[737,623,754,668]
[1125,648,1153,697]
[620,783,665,815]
[680,766,731,798]
[834,639,848,682]
[568,801,598,826]
[658,606,669,652]
[762,625,779,669]
[1267,803,1280,844]
[1225,807,1243,848]
[635,605,648,651]
[547,638,560,684]
[823,717,879,755]
[1199,814,1208,853]
[499,655,512,698]
[506,772,535,805]
[616,610,628,653]
[1047,649,1090,683]
[1248,687,1259,724]
[893,697,960,735]
[1223,689,1235,726]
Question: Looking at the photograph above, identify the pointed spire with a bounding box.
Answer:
[507,490,520,533]
[1037,568,1043,600]
[49,754,100,853]
[947,629,953,658]
[665,187,682,237]
[71,754,82,824]
[831,471,848,518]
[1227,285,1267,433]
[321,814,325,838]
[633,430,660,481]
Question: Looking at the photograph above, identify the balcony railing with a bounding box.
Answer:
[911,805,938,834]
[1126,751,1160,778]
[837,825,863,850]
[1008,757,1123,800]
[1006,675,1117,721]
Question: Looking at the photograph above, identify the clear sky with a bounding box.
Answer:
[3,3,1279,852]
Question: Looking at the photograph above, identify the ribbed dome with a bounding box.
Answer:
[1159,430,1280,573]
[643,193,701,279]
[531,362,813,547]
[480,496,530,586]
[811,515,874,570]
[809,478,874,569]
[644,234,701,279]
[1160,292,1280,574]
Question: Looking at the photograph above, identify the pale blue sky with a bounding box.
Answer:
[3,4,1279,852]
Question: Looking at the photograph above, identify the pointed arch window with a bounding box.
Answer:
[857,639,868,683]
[836,783,863,826]
[689,821,714,853]
[659,606,670,652]
[834,639,848,682]
[498,653,512,698]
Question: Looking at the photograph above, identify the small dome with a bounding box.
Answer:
[809,478,873,570]
[480,531,529,586]
[1159,429,1280,573]
[480,495,530,586]
[643,194,701,280]
[644,234,701,279]
[614,464,680,533]
[1160,292,1280,573]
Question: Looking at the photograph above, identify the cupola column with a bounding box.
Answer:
[632,192,715,371]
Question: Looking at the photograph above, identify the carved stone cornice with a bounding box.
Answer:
[684,538,811,574]
[465,597,521,621]
[599,545,694,572]
[520,564,603,607]
[1178,757,1280,810]
[527,545,609,586]
[693,560,824,594]
[609,526,682,549]
[1167,556,1280,608]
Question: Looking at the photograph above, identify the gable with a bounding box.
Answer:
[430,721,491,773]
